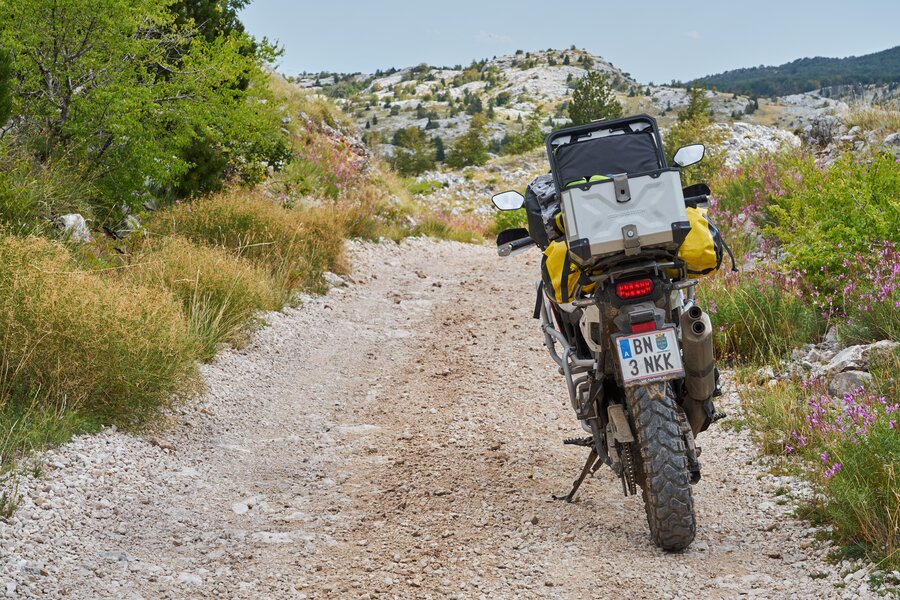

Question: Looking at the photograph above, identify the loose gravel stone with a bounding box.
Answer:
[0,238,889,598]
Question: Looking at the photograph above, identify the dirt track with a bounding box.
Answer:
[2,238,856,599]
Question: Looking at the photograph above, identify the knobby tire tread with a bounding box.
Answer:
[627,383,696,551]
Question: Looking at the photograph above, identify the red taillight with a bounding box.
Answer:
[631,320,657,333]
[615,278,654,299]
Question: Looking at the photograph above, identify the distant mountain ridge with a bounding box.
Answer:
[691,46,900,96]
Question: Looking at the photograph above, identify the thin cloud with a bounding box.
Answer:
[685,31,701,40]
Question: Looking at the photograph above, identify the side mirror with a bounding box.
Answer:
[673,144,705,168]
[491,190,525,211]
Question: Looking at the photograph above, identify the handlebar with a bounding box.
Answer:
[498,235,535,257]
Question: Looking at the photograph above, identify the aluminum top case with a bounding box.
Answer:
[546,115,690,266]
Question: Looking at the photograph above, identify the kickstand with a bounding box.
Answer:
[553,449,599,503]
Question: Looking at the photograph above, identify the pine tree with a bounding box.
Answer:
[433,135,445,162]
[567,72,624,125]
[445,114,489,168]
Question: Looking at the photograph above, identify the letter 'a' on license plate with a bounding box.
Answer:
[615,328,684,385]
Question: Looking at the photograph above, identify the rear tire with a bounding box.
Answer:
[626,383,696,551]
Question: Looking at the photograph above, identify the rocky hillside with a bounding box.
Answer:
[289,47,887,164]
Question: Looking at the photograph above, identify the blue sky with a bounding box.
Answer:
[240,0,899,83]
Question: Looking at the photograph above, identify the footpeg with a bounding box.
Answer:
[712,411,727,422]
[563,436,594,447]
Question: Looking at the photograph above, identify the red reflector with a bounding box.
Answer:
[615,278,654,299]
[631,320,657,333]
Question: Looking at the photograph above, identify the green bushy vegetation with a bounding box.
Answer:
[664,88,727,186]
[446,114,490,168]
[389,127,437,176]
[697,270,825,364]
[701,139,899,567]
[739,349,900,568]
[491,208,528,234]
[501,112,546,155]
[763,152,900,294]
[0,0,289,223]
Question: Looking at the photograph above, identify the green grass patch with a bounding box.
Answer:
[697,270,826,365]
[406,179,443,196]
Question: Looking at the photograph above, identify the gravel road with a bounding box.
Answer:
[0,238,876,599]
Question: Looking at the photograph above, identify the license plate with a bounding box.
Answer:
[614,328,684,385]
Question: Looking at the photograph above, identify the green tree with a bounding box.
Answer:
[389,127,435,176]
[664,86,726,185]
[445,114,489,168]
[568,72,623,125]
[502,111,545,155]
[679,87,712,122]
[433,135,445,162]
[0,0,288,217]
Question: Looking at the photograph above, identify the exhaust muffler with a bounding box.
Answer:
[680,305,716,435]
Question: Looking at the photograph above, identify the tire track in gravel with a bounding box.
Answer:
[1,239,855,599]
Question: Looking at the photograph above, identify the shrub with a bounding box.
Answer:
[125,236,283,360]
[0,234,199,428]
[763,152,900,294]
[697,269,826,364]
[445,114,489,168]
[830,241,900,344]
[741,360,900,568]
[492,208,528,234]
[501,111,545,156]
[389,127,436,176]
[147,192,346,294]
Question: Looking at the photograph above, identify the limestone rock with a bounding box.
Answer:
[56,214,92,243]
[828,370,873,398]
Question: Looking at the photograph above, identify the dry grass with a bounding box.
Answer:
[124,236,283,359]
[0,234,199,427]
[845,108,900,134]
[147,191,347,295]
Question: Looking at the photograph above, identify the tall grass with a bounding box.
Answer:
[147,192,347,294]
[845,108,900,133]
[697,269,826,364]
[124,236,283,360]
[0,234,199,453]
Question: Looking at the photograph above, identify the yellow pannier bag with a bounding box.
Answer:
[541,240,596,304]
[679,206,724,277]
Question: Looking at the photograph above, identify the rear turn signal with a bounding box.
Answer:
[615,278,654,299]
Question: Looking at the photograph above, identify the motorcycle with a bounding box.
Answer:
[492,115,725,551]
